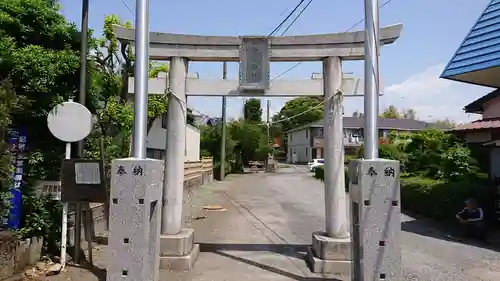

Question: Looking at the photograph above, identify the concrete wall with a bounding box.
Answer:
[0,232,43,278]
[482,97,500,119]
[185,124,200,162]
[146,117,200,161]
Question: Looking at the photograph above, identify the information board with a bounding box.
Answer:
[6,128,27,229]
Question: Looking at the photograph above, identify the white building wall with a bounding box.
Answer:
[146,117,200,161]
[185,124,200,161]
[287,128,311,163]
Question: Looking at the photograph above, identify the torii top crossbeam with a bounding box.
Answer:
[113,24,402,61]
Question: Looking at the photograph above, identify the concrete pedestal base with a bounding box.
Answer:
[159,228,199,271]
[305,231,351,275]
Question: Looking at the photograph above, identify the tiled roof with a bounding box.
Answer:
[441,0,500,87]
[286,117,446,133]
[452,118,500,131]
[464,89,500,114]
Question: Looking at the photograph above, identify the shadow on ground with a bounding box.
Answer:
[65,245,107,281]
[402,217,500,252]
[199,243,343,281]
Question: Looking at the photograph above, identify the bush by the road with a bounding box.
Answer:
[400,174,493,222]
[315,165,493,222]
[313,166,349,192]
[313,166,324,181]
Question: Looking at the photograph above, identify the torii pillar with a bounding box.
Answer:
[117,24,402,274]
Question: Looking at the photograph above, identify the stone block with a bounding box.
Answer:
[160,229,194,256]
[306,247,351,275]
[349,159,401,281]
[312,232,351,260]
[107,158,163,281]
[159,243,200,271]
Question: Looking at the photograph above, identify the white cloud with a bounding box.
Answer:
[344,63,493,123]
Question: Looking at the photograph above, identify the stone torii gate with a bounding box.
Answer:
[108,24,401,280]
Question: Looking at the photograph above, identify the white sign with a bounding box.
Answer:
[74,162,101,184]
[47,101,93,142]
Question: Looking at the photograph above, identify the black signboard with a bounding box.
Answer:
[61,159,106,203]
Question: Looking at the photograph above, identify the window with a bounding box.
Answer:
[319,128,324,137]
[306,148,308,156]
[290,133,293,141]
[146,148,165,160]
[305,129,308,138]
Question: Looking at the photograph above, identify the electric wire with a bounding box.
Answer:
[159,0,396,128]
[120,0,135,16]
[268,0,307,36]
[279,0,314,36]
[270,0,395,80]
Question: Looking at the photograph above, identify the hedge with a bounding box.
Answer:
[314,166,493,222]
[313,166,349,191]
[400,175,493,222]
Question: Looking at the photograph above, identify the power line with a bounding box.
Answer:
[270,0,396,80]
[120,0,135,16]
[279,0,314,36]
[268,0,307,36]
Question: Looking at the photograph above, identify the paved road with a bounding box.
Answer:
[213,167,500,281]
[48,166,500,281]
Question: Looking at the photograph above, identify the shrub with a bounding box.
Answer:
[313,166,349,192]
[314,166,324,181]
[356,143,408,171]
[400,175,492,222]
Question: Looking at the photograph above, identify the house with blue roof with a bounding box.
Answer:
[441,0,500,180]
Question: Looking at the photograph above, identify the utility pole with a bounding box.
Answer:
[266,100,270,144]
[74,0,89,265]
[220,62,227,180]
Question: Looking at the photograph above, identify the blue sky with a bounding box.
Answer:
[59,0,494,122]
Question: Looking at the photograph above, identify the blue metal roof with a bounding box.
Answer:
[441,0,500,79]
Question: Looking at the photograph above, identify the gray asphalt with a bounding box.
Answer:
[48,166,500,281]
[217,166,500,281]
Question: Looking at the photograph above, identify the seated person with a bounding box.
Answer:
[455,198,485,239]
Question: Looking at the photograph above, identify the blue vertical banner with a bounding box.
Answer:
[7,129,27,230]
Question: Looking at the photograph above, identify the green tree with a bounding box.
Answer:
[243,98,263,123]
[0,0,86,253]
[434,118,457,129]
[0,0,83,180]
[380,105,400,119]
[402,109,417,120]
[277,97,323,133]
[229,120,271,164]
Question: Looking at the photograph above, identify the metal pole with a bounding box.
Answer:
[131,0,150,159]
[74,0,89,265]
[363,0,380,159]
[60,143,71,270]
[220,62,227,181]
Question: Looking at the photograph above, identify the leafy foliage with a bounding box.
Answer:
[276,97,323,133]
[0,81,20,223]
[243,98,263,123]
[400,174,491,222]
[0,1,83,253]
